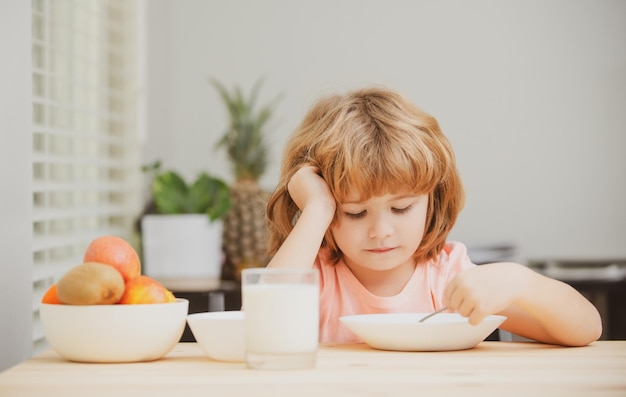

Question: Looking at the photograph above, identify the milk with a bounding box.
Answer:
[243,283,319,354]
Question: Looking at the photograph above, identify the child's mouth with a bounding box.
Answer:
[367,247,395,253]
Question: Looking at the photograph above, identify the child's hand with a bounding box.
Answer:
[288,165,336,216]
[443,262,527,325]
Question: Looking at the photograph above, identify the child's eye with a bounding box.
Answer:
[344,211,366,219]
[392,205,412,214]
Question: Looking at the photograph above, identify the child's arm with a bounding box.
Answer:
[266,166,336,270]
[444,262,603,346]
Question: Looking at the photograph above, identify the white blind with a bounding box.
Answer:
[31,0,142,354]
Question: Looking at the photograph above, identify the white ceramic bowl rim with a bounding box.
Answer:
[340,312,506,323]
[187,310,244,320]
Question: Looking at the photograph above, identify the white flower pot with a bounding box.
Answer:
[141,214,223,280]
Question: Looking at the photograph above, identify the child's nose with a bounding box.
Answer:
[368,215,393,239]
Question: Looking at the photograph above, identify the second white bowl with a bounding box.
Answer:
[187,311,245,362]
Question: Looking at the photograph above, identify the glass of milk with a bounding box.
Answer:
[241,268,319,370]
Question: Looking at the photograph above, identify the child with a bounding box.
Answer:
[265,86,602,346]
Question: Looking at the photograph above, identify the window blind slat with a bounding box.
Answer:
[32,182,132,193]
[32,206,137,222]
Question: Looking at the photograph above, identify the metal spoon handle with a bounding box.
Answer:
[418,307,448,323]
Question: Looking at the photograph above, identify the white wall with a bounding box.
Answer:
[0,0,33,371]
[144,0,626,262]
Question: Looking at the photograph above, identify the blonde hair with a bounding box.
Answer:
[266,86,464,264]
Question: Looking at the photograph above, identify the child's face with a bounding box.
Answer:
[331,192,429,272]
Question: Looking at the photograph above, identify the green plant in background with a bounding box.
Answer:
[141,161,231,221]
[210,78,282,280]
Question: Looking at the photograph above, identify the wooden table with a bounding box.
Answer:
[1,341,625,397]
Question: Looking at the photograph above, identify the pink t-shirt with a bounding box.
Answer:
[314,241,476,343]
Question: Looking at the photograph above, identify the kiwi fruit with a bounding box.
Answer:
[57,262,125,305]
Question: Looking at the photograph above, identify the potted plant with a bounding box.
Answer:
[211,78,282,281]
[139,161,231,283]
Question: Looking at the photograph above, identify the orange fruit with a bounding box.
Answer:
[165,289,177,303]
[83,235,141,283]
[119,275,175,304]
[41,284,63,304]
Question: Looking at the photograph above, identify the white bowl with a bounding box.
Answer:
[40,299,189,363]
[340,312,506,351]
[187,311,245,362]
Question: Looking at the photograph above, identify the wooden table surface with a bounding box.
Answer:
[1,341,625,397]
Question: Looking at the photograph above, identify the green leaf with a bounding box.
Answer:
[188,173,231,219]
[152,171,189,214]
[205,178,232,221]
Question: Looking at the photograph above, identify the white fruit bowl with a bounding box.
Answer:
[40,298,189,363]
[187,311,245,362]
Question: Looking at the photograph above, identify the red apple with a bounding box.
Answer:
[83,235,141,283]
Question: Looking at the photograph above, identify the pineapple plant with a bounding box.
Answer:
[212,79,281,281]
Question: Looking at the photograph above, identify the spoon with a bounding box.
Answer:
[418,307,448,323]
